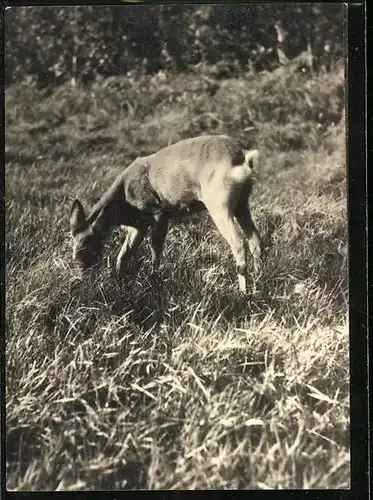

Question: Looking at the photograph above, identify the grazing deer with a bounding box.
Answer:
[69,135,261,293]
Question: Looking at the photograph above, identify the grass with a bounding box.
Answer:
[5,63,349,490]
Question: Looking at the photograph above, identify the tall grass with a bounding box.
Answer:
[5,64,348,490]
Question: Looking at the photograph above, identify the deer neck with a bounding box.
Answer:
[87,179,125,236]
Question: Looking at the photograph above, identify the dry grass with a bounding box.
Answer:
[5,66,349,490]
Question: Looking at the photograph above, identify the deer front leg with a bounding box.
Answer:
[150,214,169,272]
[204,200,248,293]
[116,226,147,276]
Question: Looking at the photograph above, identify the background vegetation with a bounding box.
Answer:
[5,4,348,491]
[5,4,344,86]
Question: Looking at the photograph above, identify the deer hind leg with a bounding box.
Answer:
[234,196,262,291]
[116,225,147,276]
[150,214,169,272]
[204,199,248,293]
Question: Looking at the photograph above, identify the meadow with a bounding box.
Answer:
[5,61,349,490]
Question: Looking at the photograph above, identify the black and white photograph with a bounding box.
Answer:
[4,2,360,491]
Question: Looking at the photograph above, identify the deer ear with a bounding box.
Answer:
[70,199,87,235]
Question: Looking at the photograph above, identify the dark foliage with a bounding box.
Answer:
[5,5,344,87]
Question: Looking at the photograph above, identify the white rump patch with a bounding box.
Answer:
[244,149,260,169]
[229,149,260,183]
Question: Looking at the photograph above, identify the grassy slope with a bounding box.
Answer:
[5,63,349,490]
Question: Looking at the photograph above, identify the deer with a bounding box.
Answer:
[69,135,262,294]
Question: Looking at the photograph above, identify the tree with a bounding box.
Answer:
[5,4,345,88]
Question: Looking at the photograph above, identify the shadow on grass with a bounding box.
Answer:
[5,150,37,165]
[76,135,117,153]
[7,422,44,479]
[7,414,149,490]
[100,458,149,490]
[109,270,167,332]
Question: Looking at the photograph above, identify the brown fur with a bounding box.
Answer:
[69,134,261,293]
